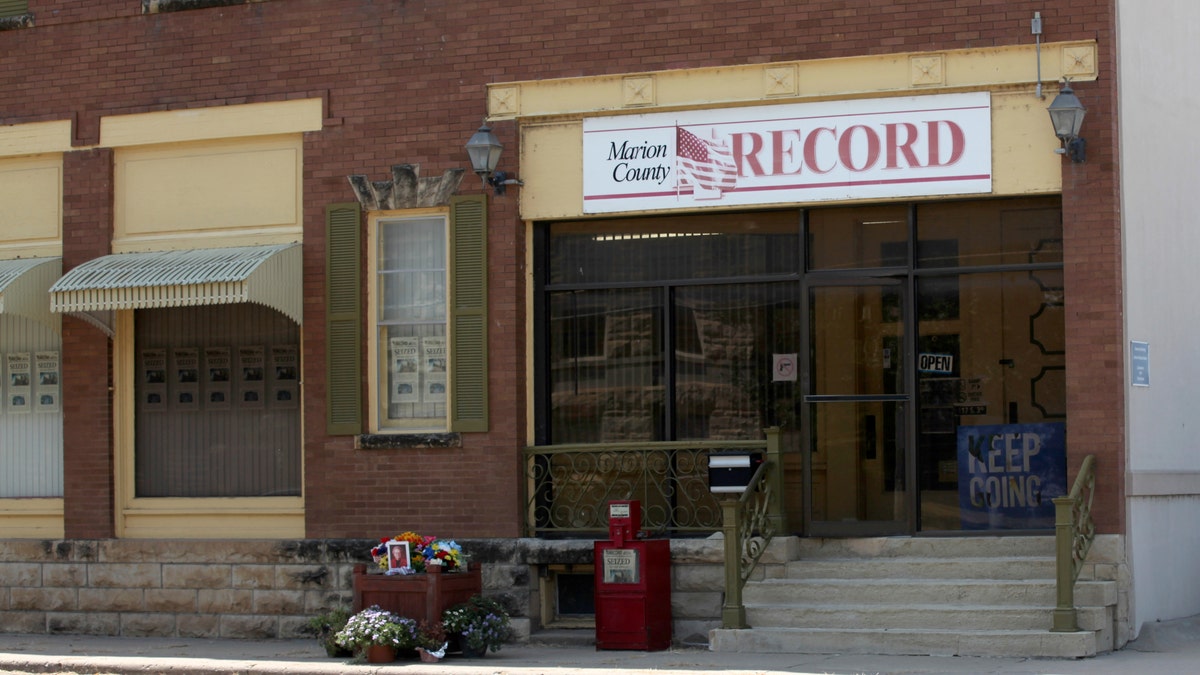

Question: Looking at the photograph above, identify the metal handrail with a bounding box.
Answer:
[521,435,774,536]
[1051,454,1097,632]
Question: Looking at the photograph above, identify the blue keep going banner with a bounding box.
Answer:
[956,423,1066,530]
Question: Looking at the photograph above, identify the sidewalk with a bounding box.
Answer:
[0,616,1197,675]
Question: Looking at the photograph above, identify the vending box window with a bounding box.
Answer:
[593,500,671,650]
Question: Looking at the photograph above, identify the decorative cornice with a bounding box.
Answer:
[487,40,1098,121]
[347,165,466,211]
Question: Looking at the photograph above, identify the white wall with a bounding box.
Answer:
[1117,0,1200,633]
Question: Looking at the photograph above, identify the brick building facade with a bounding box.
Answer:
[1,0,1195,657]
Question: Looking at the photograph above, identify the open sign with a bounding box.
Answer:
[918,353,954,373]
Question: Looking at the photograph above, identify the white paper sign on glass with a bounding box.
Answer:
[582,92,992,214]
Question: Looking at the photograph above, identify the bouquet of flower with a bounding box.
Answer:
[370,532,463,572]
[334,605,418,652]
[418,538,463,571]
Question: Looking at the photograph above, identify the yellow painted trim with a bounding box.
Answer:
[0,120,73,158]
[119,498,304,539]
[488,41,1097,120]
[100,98,324,148]
[113,134,304,252]
[498,42,1096,219]
[0,498,65,539]
[113,310,306,539]
[365,208,451,434]
[0,153,63,257]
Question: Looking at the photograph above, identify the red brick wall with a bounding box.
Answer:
[5,0,1121,536]
[60,149,115,538]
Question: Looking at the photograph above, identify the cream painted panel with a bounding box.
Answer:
[0,121,72,158]
[115,136,302,248]
[0,156,62,248]
[100,98,323,148]
[519,122,583,220]
[0,499,64,539]
[518,92,1061,220]
[991,89,1062,195]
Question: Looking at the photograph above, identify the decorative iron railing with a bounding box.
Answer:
[1051,454,1097,632]
[719,456,778,629]
[521,431,779,537]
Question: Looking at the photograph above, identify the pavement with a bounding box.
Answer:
[0,616,1198,675]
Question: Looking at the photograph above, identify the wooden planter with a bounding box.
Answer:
[352,562,482,625]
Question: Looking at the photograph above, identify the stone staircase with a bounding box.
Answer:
[708,536,1119,658]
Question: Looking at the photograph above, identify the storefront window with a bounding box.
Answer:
[539,196,1064,534]
[134,304,300,498]
[544,213,800,444]
[916,270,1066,531]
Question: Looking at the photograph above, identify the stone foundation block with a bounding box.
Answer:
[177,612,221,638]
[43,563,87,587]
[0,562,41,587]
[164,563,232,589]
[144,588,198,613]
[274,564,330,590]
[220,614,278,639]
[197,588,254,614]
[0,540,52,562]
[253,589,306,614]
[233,565,275,589]
[121,612,177,637]
[672,563,723,591]
[12,587,77,611]
[89,563,162,589]
[0,611,46,633]
[304,589,353,614]
[278,614,313,639]
[47,611,119,635]
[671,590,722,619]
[78,588,144,612]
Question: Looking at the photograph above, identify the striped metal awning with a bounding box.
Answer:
[0,257,62,331]
[49,244,302,329]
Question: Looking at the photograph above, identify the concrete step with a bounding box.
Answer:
[744,602,1110,632]
[785,556,1057,579]
[743,577,1116,607]
[792,535,1056,560]
[709,626,1098,658]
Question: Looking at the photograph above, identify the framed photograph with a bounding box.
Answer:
[386,540,411,571]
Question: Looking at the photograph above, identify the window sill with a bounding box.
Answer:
[142,0,270,14]
[358,433,461,450]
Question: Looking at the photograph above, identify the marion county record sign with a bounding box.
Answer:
[582,92,992,214]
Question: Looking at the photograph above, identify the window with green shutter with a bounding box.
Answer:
[364,194,488,434]
[0,0,28,18]
[326,202,362,435]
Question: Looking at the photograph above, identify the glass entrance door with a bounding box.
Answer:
[805,280,911,536]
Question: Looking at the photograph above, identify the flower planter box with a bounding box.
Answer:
[352,562,482,626]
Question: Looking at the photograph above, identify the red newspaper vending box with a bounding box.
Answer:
[593,500,671,650]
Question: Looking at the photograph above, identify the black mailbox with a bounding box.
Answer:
[707,452,763,493]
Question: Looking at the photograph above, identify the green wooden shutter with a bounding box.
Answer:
[449,194,488,432]
[326,202,362,435]
[0,1,28,17]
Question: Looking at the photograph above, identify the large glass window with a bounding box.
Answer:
[134,304,300,498]
[539,196,1065,534]
[373,215,449,431]
[543,212,800,444]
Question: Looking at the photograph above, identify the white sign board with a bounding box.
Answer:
[582,92,992,213]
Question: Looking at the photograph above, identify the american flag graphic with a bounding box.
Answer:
[676,126,738,195]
